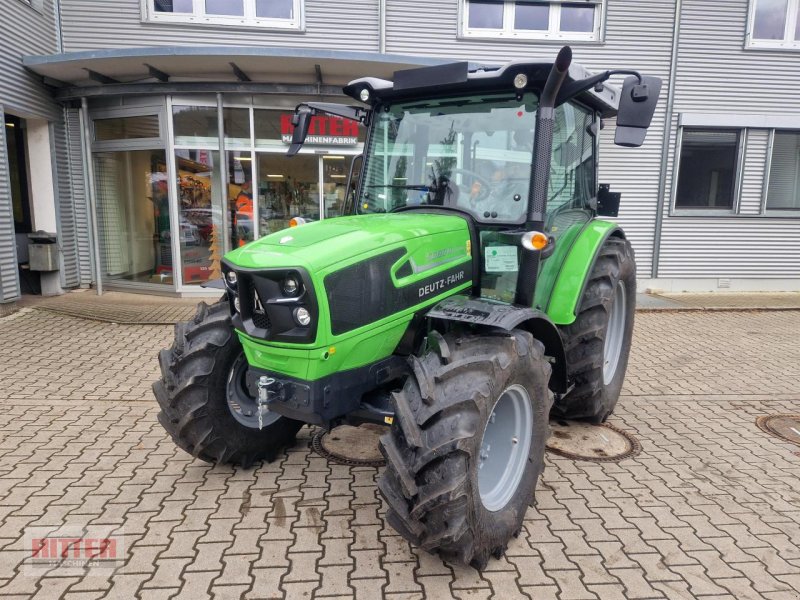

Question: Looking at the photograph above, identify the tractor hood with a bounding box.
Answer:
[224,212,470,272]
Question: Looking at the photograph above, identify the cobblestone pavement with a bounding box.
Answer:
[0,308,799,599]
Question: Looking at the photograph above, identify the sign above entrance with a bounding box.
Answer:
[280,113,359,147]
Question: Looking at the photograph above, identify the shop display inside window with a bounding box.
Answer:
[175,149,225,285]
[257,153,320,234]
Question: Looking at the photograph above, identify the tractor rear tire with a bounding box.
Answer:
[153,299,303,466]
[378,330,553,570]
[554,236,636,423]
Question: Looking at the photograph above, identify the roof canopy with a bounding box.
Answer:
[23,46,451,99]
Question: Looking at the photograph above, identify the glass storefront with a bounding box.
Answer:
[94,149,170,285]
[89,95,364,293]
[175,149,225,285]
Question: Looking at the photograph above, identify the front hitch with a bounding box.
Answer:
[257,375,277,430]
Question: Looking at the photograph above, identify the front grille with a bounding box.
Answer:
[224,264,318,344]
[252,295,271,330]
[238,275,271,335]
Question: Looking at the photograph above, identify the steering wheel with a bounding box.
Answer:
[448,168,493,205]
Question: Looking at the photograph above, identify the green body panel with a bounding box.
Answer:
[533,214,592,312]
[226,213,468,272]
[543,219,621,326]
[227,213,473,379]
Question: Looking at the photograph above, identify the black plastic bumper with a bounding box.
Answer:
[245,355,407,426]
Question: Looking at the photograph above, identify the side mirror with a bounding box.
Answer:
[614,75,662,148]
[287,107,313,157]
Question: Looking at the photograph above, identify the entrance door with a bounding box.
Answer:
[5,114,35,292]
[93,149,170,285]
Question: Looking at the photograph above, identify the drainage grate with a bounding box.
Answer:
[756,414,800,448]
[312,424,388,467]
[546,420,642,462]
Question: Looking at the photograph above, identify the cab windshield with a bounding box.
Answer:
[358,94,538,223]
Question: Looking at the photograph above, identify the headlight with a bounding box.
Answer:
[227,271,238,286]
[283,276,301,296]
[294,307,311,327]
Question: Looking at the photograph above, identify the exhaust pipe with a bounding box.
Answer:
[526,45,572,229]
[516,46,572,307]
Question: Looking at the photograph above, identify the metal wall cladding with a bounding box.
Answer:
[52,114,78,288]
[0,111,21,302]
[66,109,93,286]
[385,0,677,278]
[739,129,769,215]
[0,0,60,119]
[675,0,800,113]
[658,219,800,277]
[52,108,92,289]
[658,0,800,278]
[59,0,379,51]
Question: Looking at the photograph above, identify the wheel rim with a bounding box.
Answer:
[226,353,280,429]
[603,280,627,385]
[477,384,533,512]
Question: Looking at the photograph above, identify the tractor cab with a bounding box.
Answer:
[288,47,660,309]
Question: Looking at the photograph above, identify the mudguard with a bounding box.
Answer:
[426,295,568,393]
[545,220,625,326]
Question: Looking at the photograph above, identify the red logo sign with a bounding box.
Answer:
[280,113,359,146]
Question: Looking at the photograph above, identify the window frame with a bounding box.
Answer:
[671,126,746,216]
[460,0,604,42]
[746,0,800,50]
[143,0,304,31]
[90,107,167,152]
[763,129,800,214]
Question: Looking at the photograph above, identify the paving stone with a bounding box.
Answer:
[2,307,800,599]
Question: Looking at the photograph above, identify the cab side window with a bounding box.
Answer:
[547,102,596,224]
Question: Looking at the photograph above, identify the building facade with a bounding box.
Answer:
[1,0,799,302]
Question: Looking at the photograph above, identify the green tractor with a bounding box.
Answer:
[154,46,660,569]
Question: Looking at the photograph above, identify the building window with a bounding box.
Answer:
[147,0,301,29]
[747,0,800,48]
[767,131,800,210]
[462,0,602,41]
[675,129,740,211]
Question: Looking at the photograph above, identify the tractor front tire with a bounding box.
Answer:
[378,330,553,570]
[554,236,636,423]
[153,299,302,466]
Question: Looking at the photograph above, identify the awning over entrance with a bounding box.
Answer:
[23,46,451,100]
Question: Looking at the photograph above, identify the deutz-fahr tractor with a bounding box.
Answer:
[155,46,661,569]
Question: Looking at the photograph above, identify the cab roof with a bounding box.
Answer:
[343,59,621,118]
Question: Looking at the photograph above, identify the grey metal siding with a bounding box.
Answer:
[52,113,79,288]
[58,0,379,52]
[657,0,800,279]
[66,109,93,286]
[52,109,92,289]
[0,110,21,302]
[0,0,59,119]
[385,0,676,278]
[740,128,769,215]
[658,219,800,277]
[675,1,800,113]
